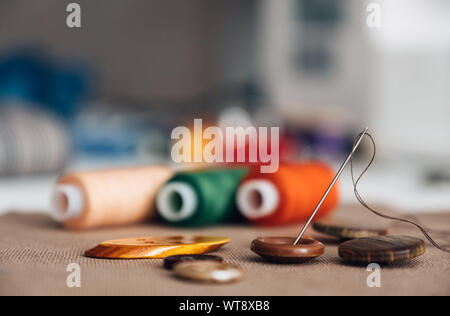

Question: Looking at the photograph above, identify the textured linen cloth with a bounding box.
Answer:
[0,206,449,296]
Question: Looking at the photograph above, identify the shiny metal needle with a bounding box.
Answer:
[293,127,369,245]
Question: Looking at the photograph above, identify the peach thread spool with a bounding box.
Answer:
[51,166,173,230]
[236,162,339,226]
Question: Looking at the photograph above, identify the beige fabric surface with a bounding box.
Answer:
[0,206,449,296]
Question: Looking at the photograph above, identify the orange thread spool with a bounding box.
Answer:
[52,166,173,230]
[236,162,339,226]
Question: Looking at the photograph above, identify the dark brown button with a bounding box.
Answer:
[164,254,224,270]
[339,235,426,264]
[313,219,388,240]
[251,236,325,263]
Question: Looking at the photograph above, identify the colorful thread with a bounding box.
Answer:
[236,162,339,226]
[157,168,248,227]
[52,166,173,230]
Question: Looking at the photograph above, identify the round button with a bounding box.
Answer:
[173,260,244,283]
[339,235,426,264]
[313,219,388,239]
[164,254,224,270]
[84,236,230,259]
[251,236,325,263]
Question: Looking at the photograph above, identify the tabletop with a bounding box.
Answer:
[0,206,449,296]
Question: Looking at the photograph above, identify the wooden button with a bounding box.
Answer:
[313,219,388,239]
[251,236,325,263]
[173,261,244,283]
[85,236,230,259]
[164,254,224,270]
[339,235,426,264]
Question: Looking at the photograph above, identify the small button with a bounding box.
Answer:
[173,260,244,283]
[164,254,224,270]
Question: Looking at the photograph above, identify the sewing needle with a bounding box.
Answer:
[292,127,369,245]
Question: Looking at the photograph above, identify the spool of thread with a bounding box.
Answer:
[52,166,173,230]
[156,168,248,227]
[236,162,339,226]
[0,106,71,176]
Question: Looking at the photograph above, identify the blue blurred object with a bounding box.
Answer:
[0,49,89,118]
[72,104,170,158]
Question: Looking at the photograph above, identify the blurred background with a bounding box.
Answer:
[1,0,450,215]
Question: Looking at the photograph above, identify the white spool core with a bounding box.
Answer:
[156,182,197,222]
[51,184,84,222]
[236,180,279,220]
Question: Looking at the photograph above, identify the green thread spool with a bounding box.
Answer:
[156,168,248,227]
